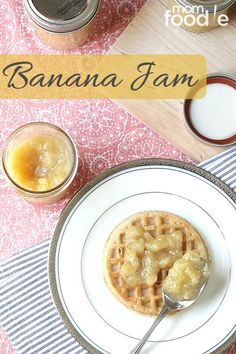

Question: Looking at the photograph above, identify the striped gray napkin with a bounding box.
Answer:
[0,147,235,354]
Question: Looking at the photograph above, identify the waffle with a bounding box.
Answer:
[103,211,209,316]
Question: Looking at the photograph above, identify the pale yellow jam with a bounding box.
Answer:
[163,251,209,301]
[120,225,183,287]
[7,135,72,192]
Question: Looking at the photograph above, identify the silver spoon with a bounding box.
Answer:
[129,276,209,354]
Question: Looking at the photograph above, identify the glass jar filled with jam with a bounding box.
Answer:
[1,122,78,204]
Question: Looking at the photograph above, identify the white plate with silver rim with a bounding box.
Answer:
[49,159,236,354]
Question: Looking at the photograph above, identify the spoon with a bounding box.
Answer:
[129,276,209,354]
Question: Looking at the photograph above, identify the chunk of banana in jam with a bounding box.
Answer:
[163,251,209,300]
[120,225,183,287]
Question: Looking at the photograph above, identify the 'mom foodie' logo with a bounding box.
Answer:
[165,5,229,28]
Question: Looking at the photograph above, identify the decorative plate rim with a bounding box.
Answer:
[48,158,236,354]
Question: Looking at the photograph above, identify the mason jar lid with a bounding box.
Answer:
[183,73,236,146]
[176,0,235,12]
[24,0,100,33]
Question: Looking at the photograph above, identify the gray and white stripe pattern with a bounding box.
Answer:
[199,147,236,192]
[0,241,88,354]
[0,147,235,354]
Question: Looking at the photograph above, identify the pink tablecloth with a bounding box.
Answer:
[0,0,191,266]
[0,1,234,353]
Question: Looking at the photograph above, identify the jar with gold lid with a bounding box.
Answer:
[168,0,236,32]
[24,0,100,49]
[1,122,78,204]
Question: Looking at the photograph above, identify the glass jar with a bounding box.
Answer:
[24,0,100,49]
[1,122,78,204]
[168,0,236,32]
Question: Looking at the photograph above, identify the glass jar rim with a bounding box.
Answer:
[2,122,78,197]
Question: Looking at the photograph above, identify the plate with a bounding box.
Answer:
[49,159,236,354]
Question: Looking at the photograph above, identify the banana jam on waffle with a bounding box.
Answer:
[103,211,209,316]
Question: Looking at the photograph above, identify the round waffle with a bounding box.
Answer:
[103,211,209,316]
